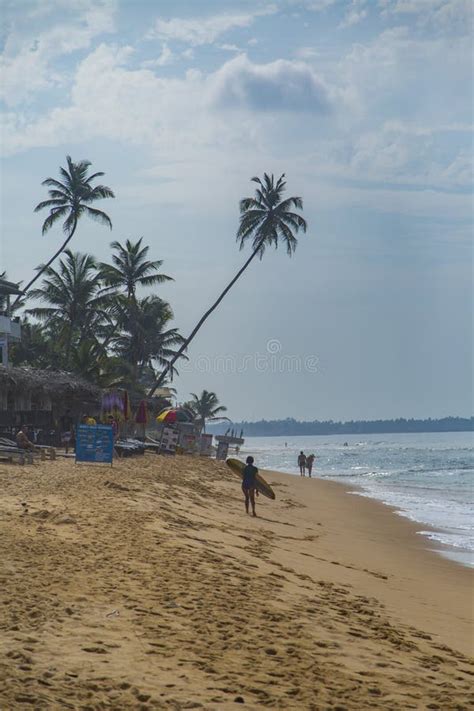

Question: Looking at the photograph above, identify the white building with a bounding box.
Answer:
[0,278,22,367]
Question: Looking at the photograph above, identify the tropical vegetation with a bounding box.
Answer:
[15,156,114,307]
[5,159,307,411]
[149,172,306,394]
[208,417,474,436]
[185,390,228,432]
[10,242,184,398]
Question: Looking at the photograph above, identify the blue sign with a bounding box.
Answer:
[75,424,114,464]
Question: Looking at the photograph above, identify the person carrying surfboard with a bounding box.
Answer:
[242,456,259,517]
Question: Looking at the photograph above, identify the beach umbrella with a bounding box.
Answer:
[135,400,148,424]
[156,407,194,424]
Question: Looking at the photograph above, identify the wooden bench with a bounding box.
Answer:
[0,438,56,462]
[36,446,57,461]
[0,446,34,465]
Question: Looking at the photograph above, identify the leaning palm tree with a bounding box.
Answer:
[149,173,307,395]
[14,156,114,307]
[99,238,173,301]
[188,390,228,432]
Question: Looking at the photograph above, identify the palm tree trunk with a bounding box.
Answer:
[65,321,74,370]
[149,241,262,396]
[12,218,78,308]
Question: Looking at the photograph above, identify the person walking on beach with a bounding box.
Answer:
[60,409,74,453]
[242,455,258,517]
[306,453,315,477]
[107,414,119,440]
[298,451,306,476]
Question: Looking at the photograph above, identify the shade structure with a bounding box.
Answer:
[156,407,194,424]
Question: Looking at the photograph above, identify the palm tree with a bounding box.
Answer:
[10,319,52,368]
[99,238,172,301]
[100,239,177,382]
[188,390,228,432]
[14,156,114,307]
[149,173,307,395]
[111,294,185,381]
[28,250,106,368]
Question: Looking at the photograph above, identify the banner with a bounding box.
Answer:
[75,424,114,464]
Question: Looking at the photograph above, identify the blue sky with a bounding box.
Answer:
[1,0,472,421]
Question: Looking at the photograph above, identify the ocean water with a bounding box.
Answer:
[239,432,474,568]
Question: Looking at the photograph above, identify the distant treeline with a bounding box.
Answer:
[208,416,474,437]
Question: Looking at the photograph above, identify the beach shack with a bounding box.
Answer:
[0,365,101,435]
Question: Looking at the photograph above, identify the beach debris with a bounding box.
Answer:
[106,609,120,618]
[165,600,180,609]
[234,696,245,703]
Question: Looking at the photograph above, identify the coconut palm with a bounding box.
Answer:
[99,238,172,301]
[188,390,228,432]
[27,250,106,368]
[111,294,185,380]
[149,173,307,395]
[10,319,52,368]
[15,156,114,307]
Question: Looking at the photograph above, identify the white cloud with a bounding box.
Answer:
[340,0,368,28]
[148,6,277,46]
[296,0,337,10]
[383,120,474,136]
[379,0,472,34]
[141,44,174,68]
[0,0,116,106]
[1,6,471,223]
[1,48,334,159]
[219,43,241,53]
[295,46,320,59]
[210,54,331,112]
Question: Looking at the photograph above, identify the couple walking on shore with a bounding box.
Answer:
[298,451,315,477]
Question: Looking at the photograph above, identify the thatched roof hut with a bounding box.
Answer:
[0,365,101,426]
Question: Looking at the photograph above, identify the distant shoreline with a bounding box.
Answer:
[209,416,473,437]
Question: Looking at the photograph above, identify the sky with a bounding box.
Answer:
[0,0,472,422]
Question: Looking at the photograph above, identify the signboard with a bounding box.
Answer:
[75,424,114,464]
[180,432,197,454]
[216,441,229,461]
[160,426,179,454]
[200,433,213,456]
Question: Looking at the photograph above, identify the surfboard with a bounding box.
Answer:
[226,458,276,500]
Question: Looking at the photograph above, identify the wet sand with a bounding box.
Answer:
[0,455,472,710]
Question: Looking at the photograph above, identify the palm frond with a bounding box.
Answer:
[84,206,113,229]
[41,206,69,234]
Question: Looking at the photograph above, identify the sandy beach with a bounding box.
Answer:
[0,454,472,710]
